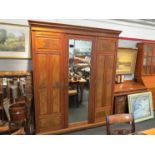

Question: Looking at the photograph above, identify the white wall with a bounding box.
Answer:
[1,19,155,40]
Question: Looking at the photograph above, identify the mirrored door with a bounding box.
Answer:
[68,38,92,124]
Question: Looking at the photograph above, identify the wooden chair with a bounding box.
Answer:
[106,113,135,135]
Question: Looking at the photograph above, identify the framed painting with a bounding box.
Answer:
[0,23,30,59]
[116,48,137,75]
[128,92,154,123]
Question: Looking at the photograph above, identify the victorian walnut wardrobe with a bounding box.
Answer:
[29,21,121,134]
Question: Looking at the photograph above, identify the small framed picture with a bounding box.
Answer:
[128,92,154,123]
[0,23,30,59]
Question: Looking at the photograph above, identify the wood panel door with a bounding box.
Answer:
[32,31,66,134]
[93,37,117,123]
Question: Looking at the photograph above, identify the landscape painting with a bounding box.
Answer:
[0,23,30,58]
[128,92,154,123]
[116,48,137,75]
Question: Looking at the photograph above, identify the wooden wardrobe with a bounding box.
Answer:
[29,20,121,134]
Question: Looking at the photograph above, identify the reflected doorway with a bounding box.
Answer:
[68,38,92,124]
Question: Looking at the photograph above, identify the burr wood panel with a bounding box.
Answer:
[97,38,116,53]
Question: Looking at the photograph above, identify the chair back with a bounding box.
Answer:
[106,113,135,135]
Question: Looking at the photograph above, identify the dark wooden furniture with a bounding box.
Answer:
[114,80,148,114]
[11,127,25,135]
[106,113,135,135]
[9,102,28,134]
[0,71,33,134]
[29,20,121,134]
[135,43,155,79]
[0,124,9,133]
[135,43,155,109]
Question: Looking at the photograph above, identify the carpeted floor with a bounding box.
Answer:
[65,112,155,135]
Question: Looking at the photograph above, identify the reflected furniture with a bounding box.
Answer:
[135,43,155,109]
[29,20,121,134]
[106,113,135,135]
[69,78,87,104]
[68,80,79,107]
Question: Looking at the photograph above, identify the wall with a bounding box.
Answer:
[1,19,155,39]
[0,59,32,71]
[0,19,155,72]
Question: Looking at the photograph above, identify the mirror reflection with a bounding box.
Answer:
[68,39,92,123]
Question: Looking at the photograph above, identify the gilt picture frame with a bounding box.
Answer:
[128,92,154,123]
[0,23,30,59]
[116,48,137,75]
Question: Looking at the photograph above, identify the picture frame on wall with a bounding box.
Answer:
[116,48,137,75]
[0,23,30,59]
[128,92,154,123]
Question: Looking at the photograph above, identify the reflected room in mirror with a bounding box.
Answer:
[68,39,92,124]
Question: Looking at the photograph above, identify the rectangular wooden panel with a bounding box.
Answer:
[104,56,114,106]
[36,37,62,51]
[49,55,61,113]
[35,54,49,115]
[38,114,63,132]
[34,32,62,52]
[97,39,116,53]
[95,55,114,108]
[93,37,116,123]
[95,55,105,108]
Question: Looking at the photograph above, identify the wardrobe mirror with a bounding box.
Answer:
[68,39,92,124]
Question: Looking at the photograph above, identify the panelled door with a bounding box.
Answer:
[93,37,117,122]
[32,31,66,134]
